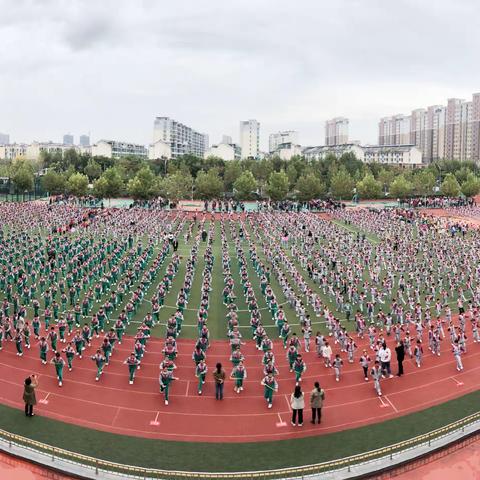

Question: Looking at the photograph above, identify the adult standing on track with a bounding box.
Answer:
[310,382,325,424]
[23,374,38,417]
[378,342,393,378]
[213,363,225,400]
[290,385,305,427]
[395,340,405,377]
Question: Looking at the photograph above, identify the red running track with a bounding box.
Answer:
[0,330,478,443]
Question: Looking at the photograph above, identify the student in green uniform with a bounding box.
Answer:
[159,367,178,405]
[62,342,75,371]
[124,353,140,384]
[91,350,107,381]
[50,352,65,387]
[39,337,48,364]
[261,372,278,408]
[230,361,247,394]
[195,360,208,395]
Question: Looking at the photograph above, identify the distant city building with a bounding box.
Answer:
[79,134,90,147]
[302,143,422,166]
[27,142,73,160]
[379,92,480,163]
[325,117,349,146]
[0,133,10,144]
[153,117,208,158]
[221,135,232,145]
[240,119,260,159]
[148,140,172,160]
[269,130,299,153]
[204,142,241,161]
[91,140,147,159]
[63,134,74,146]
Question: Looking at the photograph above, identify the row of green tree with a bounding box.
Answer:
[2,149,480,201]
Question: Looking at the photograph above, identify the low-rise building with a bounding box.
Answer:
[273,142,303,161]
[91,140,147,159]
[302,143,422,166]
[0,143,28,160]
[149,140,172,160]
[204,142,241,161]
[303,144,365,162]
[362,145,423,166]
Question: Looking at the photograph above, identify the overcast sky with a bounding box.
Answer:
[1,0,479,149]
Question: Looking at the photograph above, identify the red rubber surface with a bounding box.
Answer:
[1,324,478,443]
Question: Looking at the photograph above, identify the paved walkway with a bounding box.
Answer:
[376,437,480,479]
[0,451,73,480]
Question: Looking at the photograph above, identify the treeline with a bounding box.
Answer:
[2,149,480,201]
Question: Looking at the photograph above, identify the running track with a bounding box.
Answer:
[0,329,478,443]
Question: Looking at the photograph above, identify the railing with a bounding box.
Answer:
[0,412,479,479]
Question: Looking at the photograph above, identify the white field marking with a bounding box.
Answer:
[378,396,388,408]
[384,395,398,413]
[276,412,287,427]
[451,377,464,386]
[149,411,160,426]
[39,392,50,405]
[185,380,190,396]
[284,394,292,412]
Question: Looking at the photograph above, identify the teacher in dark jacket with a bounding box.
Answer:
[23,374,38,417]
[395,341,405,377]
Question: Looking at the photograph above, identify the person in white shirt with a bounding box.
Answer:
[378,342,393,378]
[290,385,305,426]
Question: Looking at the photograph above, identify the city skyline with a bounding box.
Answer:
[1,0,480,149]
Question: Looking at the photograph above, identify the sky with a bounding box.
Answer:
[0,0,479,150]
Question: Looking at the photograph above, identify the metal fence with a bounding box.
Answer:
[0,412,479,479]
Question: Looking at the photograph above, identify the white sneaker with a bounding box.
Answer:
[165,400,169,405]
[268,403,272,409]
[129,380,133,385]
[59,382,62,387]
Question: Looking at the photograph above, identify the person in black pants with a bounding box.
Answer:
[395,340,405,377]
[23,375,38,417]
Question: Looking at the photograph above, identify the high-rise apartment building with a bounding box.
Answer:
[79,134,90,147]
[240,119,260,159]
[269,130,299,153]
[63,134,74,145]
[379,92,480,163]
[0,133,9,144]
[153,117,208,158]
[222,135,232,145]
[378,115,411,146]
[325,118,349,146]
[425,105,446,162]
[473,93,480,163]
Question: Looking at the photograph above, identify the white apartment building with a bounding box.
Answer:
[239,119,260,159]
[302,143,422,166]
[0,143,28,160]
[153,117,208,158]
[325,118,349,146]
[91,140,147,159]
[269,130,299,153]
[204,142,241,161]
[221,135,232,144]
